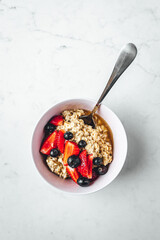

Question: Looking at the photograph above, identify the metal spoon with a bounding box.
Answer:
[79,43,137,128]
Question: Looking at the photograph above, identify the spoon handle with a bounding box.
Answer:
[92,43,137,114]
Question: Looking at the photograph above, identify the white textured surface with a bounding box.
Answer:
[0,0,160,239]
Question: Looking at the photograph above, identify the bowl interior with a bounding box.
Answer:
[32,99,127,194]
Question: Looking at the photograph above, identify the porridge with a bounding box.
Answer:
[40,109,113,187]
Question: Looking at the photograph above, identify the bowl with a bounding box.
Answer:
[32,99,127,194]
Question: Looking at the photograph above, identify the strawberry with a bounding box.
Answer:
[63,141,80,166]
[57,130,65,153]
[40,130,58,155]
[66,166,80,183]
[50,115,63,126]
[77,150,88,178]
[87,154,93,179]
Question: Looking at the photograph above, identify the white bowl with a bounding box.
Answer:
[32,99,127,194]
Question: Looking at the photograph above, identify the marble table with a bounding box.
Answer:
[0,0,160,239]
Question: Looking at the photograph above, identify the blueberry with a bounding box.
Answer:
[91,169,99,181]
[93,157,103,166]
[96,165,109,175]
[44,123,56,133]
[77,176,90,187]
[78,140,87,148]
[50,148,60,157]
[67,155,81,168]
[64,131,73,140]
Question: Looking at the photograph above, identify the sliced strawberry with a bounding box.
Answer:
[77,150,88,178]
[66,166,80,183]
[63,141,80,166]
[50,115,63,126]
[40,130,58,155]
[57,130,65,153]
[87,154,93,179]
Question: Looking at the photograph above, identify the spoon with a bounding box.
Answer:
[79,43,137,128]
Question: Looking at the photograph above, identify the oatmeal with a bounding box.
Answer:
[57,109,113,166]
[40,109,113,186]
[46,155,69,179]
